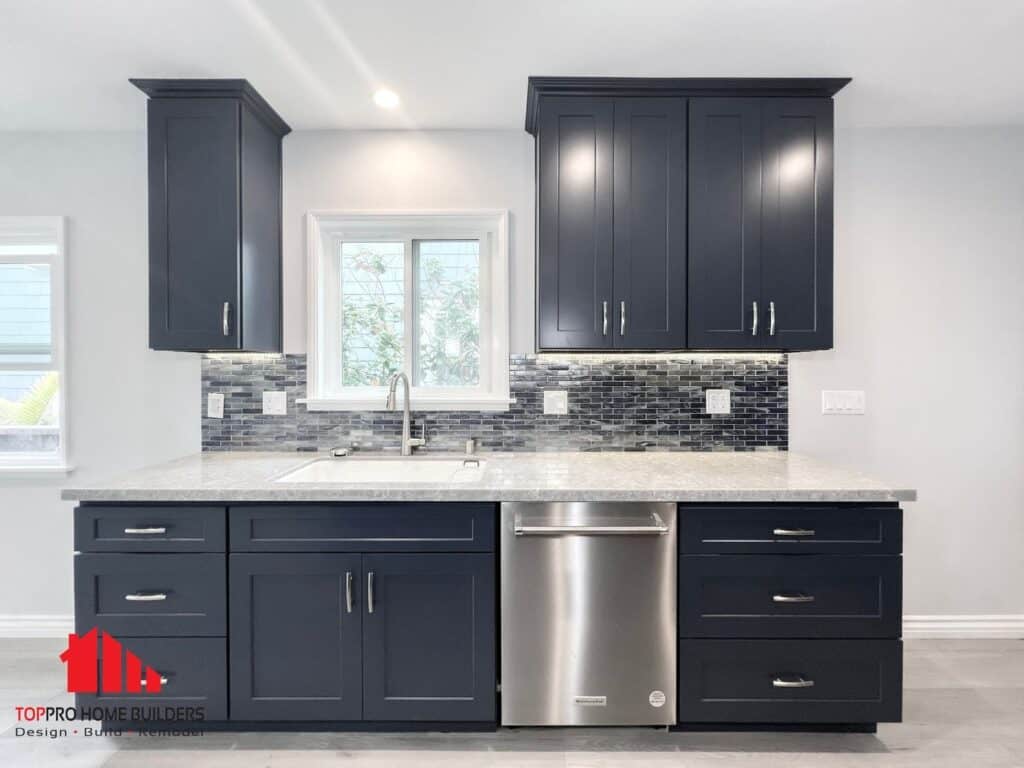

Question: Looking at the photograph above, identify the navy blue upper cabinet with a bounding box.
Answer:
[133,79,290,352]
[612,98,687,349]
[527,78,846,352]
[536,97,615,350]
[688,96,835,351]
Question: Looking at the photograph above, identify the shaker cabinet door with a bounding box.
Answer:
[229,553,363,721]
[687,98,764,349]
[361,554,496,721]
[147,97,241,351]
[536,96,615,350]
[612,97,687,349]
[760,98,834,350]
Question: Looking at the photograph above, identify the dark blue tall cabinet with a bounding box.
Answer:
[132,79,290,352]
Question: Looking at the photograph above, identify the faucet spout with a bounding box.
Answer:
[385,372,424,456]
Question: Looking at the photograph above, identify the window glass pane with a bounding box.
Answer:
[415,240,480,387]
[0,371,61,455]
[340,242,404,387]
[0,263,51,364]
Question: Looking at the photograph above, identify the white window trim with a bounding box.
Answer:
[303,210,511,412]
[0,216,71,473]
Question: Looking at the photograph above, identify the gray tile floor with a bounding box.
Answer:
[1,639,1022,767]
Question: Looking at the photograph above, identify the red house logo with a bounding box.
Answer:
[60,628,164,694]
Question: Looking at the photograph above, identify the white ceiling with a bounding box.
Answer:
[2,0,1022,131]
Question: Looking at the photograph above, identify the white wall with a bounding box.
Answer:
[282,130,536,353]
[790,124,1024,619]
[0,133,199,621]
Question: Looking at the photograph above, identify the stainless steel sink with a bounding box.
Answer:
[274,456,485,484]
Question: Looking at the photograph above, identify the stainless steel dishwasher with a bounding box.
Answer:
[500,502,677,726]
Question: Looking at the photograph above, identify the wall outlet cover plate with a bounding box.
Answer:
[543,390,569,415]
[822,390,866,415]
[262,390,287,416]
[705,389,731,415]
[207,392,224,419]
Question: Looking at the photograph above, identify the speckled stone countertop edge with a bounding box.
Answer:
[60,451,917,504]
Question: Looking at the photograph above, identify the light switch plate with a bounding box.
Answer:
[822,390,866,415]
[262,391,287,416]
[207,392,224,419]
[543,390,569,415]
[705,389,731,415]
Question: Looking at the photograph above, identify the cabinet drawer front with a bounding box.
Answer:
[230,504,495,552]
[77,637,226,721]
[75,554,226,637]
[680,555,901,638]
[680,505,901,554]
[679,639,902,723]
[75,506,226,553]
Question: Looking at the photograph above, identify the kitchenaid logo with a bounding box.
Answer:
[9,628,206,739]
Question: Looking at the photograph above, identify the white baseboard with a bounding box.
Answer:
[904,614,1024,639]
[0,614,73,638]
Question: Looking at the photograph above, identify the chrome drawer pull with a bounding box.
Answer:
[345,571,353,614]
[367,571,375,614]
[602,300,608,336]
[140,675,169,687]
[773,528,815,537]
[772,676,815,689]
[773,593,815,603]
[124,592,168,602]
[124,527,167,535]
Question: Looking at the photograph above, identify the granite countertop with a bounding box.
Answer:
[61,451,916,503]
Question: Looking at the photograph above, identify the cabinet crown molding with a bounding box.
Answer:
[130,78,292,137]
[524,76,851,134]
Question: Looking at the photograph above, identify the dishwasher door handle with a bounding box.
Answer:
[514,512,670,536]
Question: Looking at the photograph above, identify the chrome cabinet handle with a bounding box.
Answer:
[773,593,815,603]
[222,301,231,336]
[620,301,626,336]
[345,571,353,614]
[123,527,167,535]
[602,301,608,336]
[773,528,815,537]
[752,301,758,335]
[773,676,815,689]
[124,592,167,602]
[367,571,375,614]
[140,675,170,687]
[769,300,776,336]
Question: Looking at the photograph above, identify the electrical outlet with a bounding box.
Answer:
[822,390,866,415]
[543,390,569,415]
[207,392,224,419]
[262,391,287,416]
[705,389,731,415]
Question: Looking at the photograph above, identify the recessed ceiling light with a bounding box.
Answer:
[373,88,400,109]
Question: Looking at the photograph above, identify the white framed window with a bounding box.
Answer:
[0,216,69,471]
[305,210,510,411]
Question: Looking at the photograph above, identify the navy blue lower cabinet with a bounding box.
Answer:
[680,555,902,638]
[361,554,496,722]
[229,553,363,721]
[679,639,902,724]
